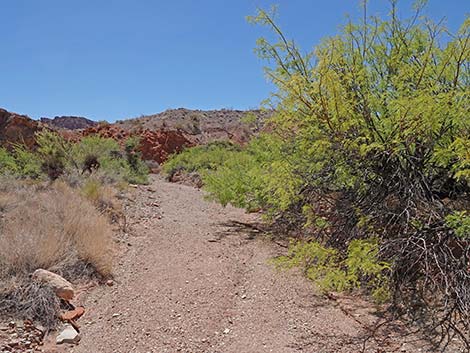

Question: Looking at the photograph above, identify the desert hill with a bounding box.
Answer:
[0,107,269,164]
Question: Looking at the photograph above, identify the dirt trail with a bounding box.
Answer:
[72,176,429,353]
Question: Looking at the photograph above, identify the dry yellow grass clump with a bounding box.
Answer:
[0,180,114,326]
[0,181,113,278]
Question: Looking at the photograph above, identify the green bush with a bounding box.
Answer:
[0,146,41,178]
[36,130,71,180]
[123,136,149,184]
[274,238,390,302]
[1,131,149,185]
[12,145,42,178]
[445,211,470,239]
[162,141,241,176]
[179,3,470,345]
[0,148,19,175]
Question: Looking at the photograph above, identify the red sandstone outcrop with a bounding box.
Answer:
[80,124,193,164]
[0,108,41,149]
[139,129,192,163]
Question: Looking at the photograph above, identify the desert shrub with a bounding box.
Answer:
[0,279,60,328]
[71,135,121,173]
[274,239,390,302]
[0,146,41,178]
[30,131,149,184]
[0,147,18,175]
[123,136,149,184]
[162,141,241,177]
[197,3,469,347]
[35,130,71,180]
[0,181,113,326]
[11,145,42,178]
[0,181,113,277]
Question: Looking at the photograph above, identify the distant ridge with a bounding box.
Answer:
[40,116,98,130]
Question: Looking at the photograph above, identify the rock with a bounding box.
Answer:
[0,108,41,149]
[7,340,19,347]
[34,325,46,338]
[77,124,193,164]
[32,269,74,301]
[56,324,80,345]
[40,116,97,130]
[106,279,114,287]
[60,306,85,321]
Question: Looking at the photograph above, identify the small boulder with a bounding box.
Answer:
[56,324,80,345]
[32,269,74,301]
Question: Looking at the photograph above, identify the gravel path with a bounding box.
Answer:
[71,176,431,353]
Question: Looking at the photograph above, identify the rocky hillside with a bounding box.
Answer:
[40,116,97,130]
[115,108,271,144]
[0,107,269,164]
[0,108,41,149]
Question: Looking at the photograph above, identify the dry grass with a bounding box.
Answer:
[81,178,125,227]
[0,180,114,326]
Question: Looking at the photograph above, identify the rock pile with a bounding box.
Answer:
[31,269,85,347]
[0,320,46,353]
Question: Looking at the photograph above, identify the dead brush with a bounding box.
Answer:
[0,276,60,328]
[0,181,113,327]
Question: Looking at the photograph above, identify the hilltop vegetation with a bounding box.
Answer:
[164,2,470,348]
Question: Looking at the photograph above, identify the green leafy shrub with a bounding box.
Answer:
[36,130,71,180]
[163,141,241,177]
[123,136,149,184]
[1,130,149,185]
[72,135,148,184]
[31,131,149,184]
[274,239,390,302]
[11,145,42,178]
[445,211,470,239]
[188,3,470,346]
[0,148,19,175]
[0,146,41,178]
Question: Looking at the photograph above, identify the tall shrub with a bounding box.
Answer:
[204,2,470,346]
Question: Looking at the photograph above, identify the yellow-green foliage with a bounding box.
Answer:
[162,141,241,176]
[445,211,470,239]
[1,131,149,184]
[274,239,390,302]
[0,146,41,178]
[200,134,303,214]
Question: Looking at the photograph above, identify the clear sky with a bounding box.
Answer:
[1,1,468,122]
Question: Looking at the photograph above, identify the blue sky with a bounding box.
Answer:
[1,1,468,122]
